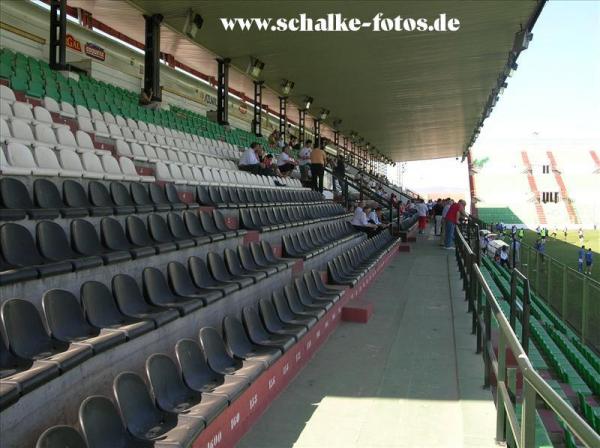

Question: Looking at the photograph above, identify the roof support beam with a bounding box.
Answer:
[298,109,306,143]
[252,80,263,136]
[143,13,163,102]
[216,57,231,125]
[49,0,67,70]
[278,96,287,141]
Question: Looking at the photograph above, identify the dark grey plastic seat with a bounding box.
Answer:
[62,180,111,216]
[146,353,227,425]
[71,219,132,264]
[213,210,246,237]
[175,338,247,403]
[207,252,253,288]
[283,284,326,318]
[294,277,334,310]
[304,271,341,302]
[224,248,266,283]
[0,335,60,409]
[261,240,295,269]
[183,211,222,242]
[311,269,344,300]
[142,267,203,315]
[112,274,179,328]
[79,395,151,448]
[195,185,217,207]
[1,299,92,372]
[207,186,225,207]
[111,182,153,214]
[258,298,307,340]
[167,261,223,305]
[148,214,195,250]
[199,211,232,239]
[35,425,87,448]
[249,242,286,272]
[89,181,134,215]
[0,250,38,288]
[131,182,167,212]
[81,281,154,340]
[1,222,72,280]
[167,212,210,246]
[100,217,156,259]
[223,316,281,367]
[165,183,198,210]
[42,289,125,354]
[113,372,203,445]
[241,306,295,352]
[198,327,264,383]
[149,183,183,211]
[0,177,58,220]
[272,291,317,328]
[37,221,103,271]
[240,209,260,231]
[34,179,87,218]
[188,256,239,296]
[238,245,277,276]
[126,215,176,254]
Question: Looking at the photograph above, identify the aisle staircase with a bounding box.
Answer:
[547,151,579,225]
[521,151,547,225]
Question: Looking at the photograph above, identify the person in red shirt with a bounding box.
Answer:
[444,199,467,249]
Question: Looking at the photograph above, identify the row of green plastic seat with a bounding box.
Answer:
[577,392,600,434]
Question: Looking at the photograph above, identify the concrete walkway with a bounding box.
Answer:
[238,230,498,448]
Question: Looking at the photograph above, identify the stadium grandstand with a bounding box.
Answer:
[0,1,599,448]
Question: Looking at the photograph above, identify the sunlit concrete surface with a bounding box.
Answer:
[238,228,497,448]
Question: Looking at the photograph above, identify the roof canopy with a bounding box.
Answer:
[70,0,543,161]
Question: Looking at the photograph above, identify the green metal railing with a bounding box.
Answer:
[454,225,600,447]
[520,243,600,353]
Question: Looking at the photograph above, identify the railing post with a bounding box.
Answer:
[561,264,568,319]
[582,276,589,344]
[520,380,537,448]
[522,279,531,355]
[509,273,517,331]
[475,280,482,352]
[546,259,552,303]
[484,294,492,388]
[535,251,540,292]
[496,332,507,442]
[526,247,531,279]
[507,368,517,447]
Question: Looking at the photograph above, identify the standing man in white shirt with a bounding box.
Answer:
[298,139,312,181]
[238,142,264,175]
[416,199,429,234]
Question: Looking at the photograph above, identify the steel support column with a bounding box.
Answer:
[216,58,231,125]
[298,109,306,143]
[252,80,263,136]
[143,14,163,102]
[313,119,321,146]
[49,0,67,70]
[278,96,287,140]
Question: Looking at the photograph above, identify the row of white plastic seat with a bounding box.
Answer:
[0,117,108,156]
[1,101,60,128]
[115,140,237,170]
[76,115,238,160]
[0,142,154,182]
[155,160,302,189]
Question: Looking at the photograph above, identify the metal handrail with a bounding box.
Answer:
[455,227,600,447]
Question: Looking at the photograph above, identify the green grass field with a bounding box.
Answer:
[520,229,600,283]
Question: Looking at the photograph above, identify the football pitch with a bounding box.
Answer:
[521,229,600,283]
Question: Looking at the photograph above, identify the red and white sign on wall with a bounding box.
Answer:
[66,34,81,52]
[84,42,106,61]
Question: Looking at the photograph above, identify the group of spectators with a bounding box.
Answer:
[350,202,390,237]
[238,130,336,194]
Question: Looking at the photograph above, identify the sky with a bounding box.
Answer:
[397,0,600,199]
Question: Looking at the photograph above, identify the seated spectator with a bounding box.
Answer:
[368,206,390,230]
[277,146,297,177]
[263,154,278,176]
[298,139,312,181]
[351,205,378,237]
[239,142,264,175]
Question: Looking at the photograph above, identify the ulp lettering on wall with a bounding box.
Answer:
[206,431,222,448]
[85,42,106,61]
